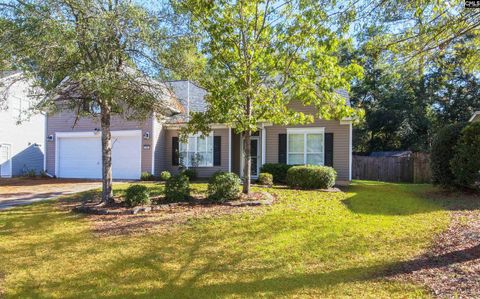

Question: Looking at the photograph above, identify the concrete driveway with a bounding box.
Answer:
[0,178,101,210]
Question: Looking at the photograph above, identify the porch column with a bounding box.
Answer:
[261,125,266,166]
[228,127,232,172]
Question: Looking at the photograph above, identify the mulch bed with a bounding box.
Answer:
[391,207,480,298]
[64,191,275,236]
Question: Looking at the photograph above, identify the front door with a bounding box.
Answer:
[250,138,260,178]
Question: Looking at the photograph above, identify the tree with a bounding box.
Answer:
[0,0,182,203]
[177,0,363,194]
[333,0,479,70]
[349,32,480,153]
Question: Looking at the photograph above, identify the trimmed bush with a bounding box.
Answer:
[430,123,466,187]
[286,165,336,189]
[207,172,241,202]
[159,171,171,181]
[165,174,190,202]
[181,168,197,181]
[125,184,150,207]
[257,172,273,186]
[451,122,480,189]
[260,163,293,183]
[140,172,155,181]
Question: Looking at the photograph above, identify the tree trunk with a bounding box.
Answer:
[242,131,251,194]
[100,105,114,204]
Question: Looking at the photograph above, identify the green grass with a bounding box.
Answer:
[0,181,467,298]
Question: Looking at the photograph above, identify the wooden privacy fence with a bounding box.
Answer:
[352,153,431,183]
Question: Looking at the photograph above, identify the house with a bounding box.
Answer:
[469,111,480,122]
[45,80,353,184]
[0,72,45,178]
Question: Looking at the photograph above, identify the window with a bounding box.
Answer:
[179,133,213,167]
[287,128,324,165]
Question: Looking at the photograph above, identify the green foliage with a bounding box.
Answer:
[260,163,293,184]
[124,184,150,207]
[159,171,171,181]
[257,173,273,186]
[0,181,461,297]
[178,0,363,193]
[207,172,241,202]
[22,169,37,178]
[286,165,337,189]
[0,0,183,202]
[181,168,197,181]
[430,123,466,188]
[140,172,155,181]
[451,123,480,189]
[165,174,190,202]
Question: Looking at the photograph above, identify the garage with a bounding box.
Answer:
[56,130,141,180]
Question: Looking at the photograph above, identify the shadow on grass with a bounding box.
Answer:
[343,181,480,216]
[3,181,479,298]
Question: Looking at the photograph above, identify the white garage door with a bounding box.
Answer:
[57,131,141,179]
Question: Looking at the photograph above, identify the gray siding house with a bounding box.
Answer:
[45,80,353,184]
[0,72,45,177]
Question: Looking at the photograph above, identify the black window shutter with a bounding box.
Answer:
[172,137,179,166]
[213,136,221,166]
[278,134,287,164]
[324,133,334,167]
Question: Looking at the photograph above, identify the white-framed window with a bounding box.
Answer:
[287,128,324,165]
[179,133,214,167]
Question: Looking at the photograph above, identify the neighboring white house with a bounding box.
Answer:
[0,72,45,177]
[469,111,480,123]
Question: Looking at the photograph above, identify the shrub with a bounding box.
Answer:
[257,172,273,186]
[286,165,336,189]
[159,171,171,181]
[140,172,155,181]
[451,122,480,189]
[430,123,466,188]
[165,174,190,202]
[207,172,241,202]
[181,168,197,181]
[23,169,37,178]
[260,163,293,183]
[125,184,150,207]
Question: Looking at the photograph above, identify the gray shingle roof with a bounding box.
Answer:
[164,83,351,123]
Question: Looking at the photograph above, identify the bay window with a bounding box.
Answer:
[287,128,324,165]
[179,133,213,167]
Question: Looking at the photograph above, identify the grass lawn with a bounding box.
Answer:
[0,181,462,298]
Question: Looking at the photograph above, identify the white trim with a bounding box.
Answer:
[0,143,13,178]
[164,123,229,130]
[54,130,142,177]
[240,135,261,178]
[261,126,266,166]
[286,127,325,165]
[151,116,156,175]
[228,128,232,172]
[179,132,214,168]
[469,111,480,122]
[286,127,325,134]
[349,123,352,181]
[43,115,47,172]
[55,130,141,138]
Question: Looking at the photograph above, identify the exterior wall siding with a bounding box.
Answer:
[153,117,165,176]
[164,128,229,177]
[231,132,241,176]
[0,75,45,177]
[12,144,44,176]
[264,101,351,181]
[46,110,153,176]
